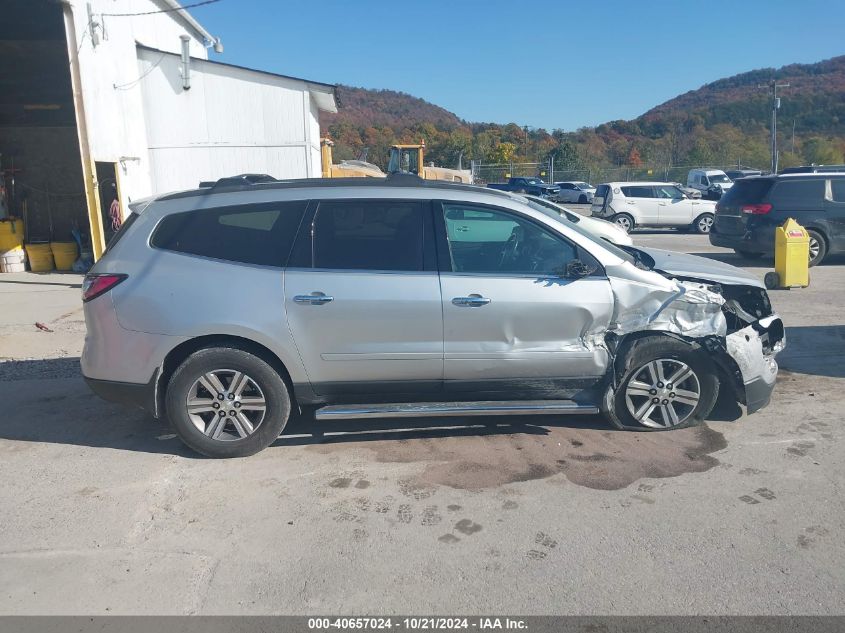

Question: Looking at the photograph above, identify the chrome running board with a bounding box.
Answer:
[314,400,598,420]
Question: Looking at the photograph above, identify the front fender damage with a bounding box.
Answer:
[593,275,784,413]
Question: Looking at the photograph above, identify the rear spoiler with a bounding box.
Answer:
[128,195,160,215]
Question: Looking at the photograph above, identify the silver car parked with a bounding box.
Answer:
[82,175,784,457]
[554,181,596,204]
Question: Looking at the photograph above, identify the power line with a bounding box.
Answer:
[113,53,167,90]
[100,0,222,17]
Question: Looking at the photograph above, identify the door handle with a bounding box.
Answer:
[452,295,491,307]
[293,292,334,305]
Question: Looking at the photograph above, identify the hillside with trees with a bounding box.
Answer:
[321,56,845,176]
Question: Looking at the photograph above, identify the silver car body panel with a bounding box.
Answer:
[440,274,614,381]
[284,269,443,389]
[638,247,764,288]
[82,180,783,418]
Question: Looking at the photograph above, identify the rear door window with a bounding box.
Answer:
[312,200,425,271]
[621,186,654,198]
[151,201,307,266]
[771,179,826,209]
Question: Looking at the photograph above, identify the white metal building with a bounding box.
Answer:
[1,0,337,258]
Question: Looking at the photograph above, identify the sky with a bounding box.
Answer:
[191,0,845,131]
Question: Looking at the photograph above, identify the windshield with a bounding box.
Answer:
[709,173,732,184]
[573,182,592,189]
[524,178,544,185]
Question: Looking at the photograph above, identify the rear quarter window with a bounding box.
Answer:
[831,178,845,202]
[151,201,307,267]
[770,179,826,208]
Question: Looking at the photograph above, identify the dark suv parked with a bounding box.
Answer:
[710,173,845,266]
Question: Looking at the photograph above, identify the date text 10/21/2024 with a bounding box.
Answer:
[307,618,528,630]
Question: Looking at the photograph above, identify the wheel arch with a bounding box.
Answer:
[155,334,299,418]
[607,331,743,403]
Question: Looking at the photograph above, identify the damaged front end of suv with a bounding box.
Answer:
[598,247,785,430]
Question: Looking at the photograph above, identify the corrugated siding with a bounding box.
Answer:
[138,48,317,192]
[148,147,307,193]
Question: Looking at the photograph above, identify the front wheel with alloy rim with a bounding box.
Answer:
[693,212,714,234]
[612,213,634,233]
[808,229,826,267]
[166,346,291,457]
[602,337,719,431]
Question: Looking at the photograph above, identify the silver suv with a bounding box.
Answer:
[82,175,784,457]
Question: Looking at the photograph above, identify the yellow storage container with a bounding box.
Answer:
[50,241,78,271]
[765,218,809,289]
[0,218,24,251]
[26,243,55,272]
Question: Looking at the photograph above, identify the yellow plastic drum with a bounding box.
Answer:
[26,243,55,272]
[50,242,78,271]
[0,219,24,251]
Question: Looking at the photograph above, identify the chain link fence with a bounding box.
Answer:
[471,162,765,186]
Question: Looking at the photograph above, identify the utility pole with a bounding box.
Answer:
[759,79,789,174]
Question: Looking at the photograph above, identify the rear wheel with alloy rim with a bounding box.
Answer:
[166,346,291,457]
[612,213,634,233]
[603,337,718,431]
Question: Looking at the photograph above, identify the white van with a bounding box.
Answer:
[687,169,734,199]
[591,182,717,233]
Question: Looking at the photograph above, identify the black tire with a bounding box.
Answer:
[578,194,588,204]
[165,346,291,457]
[602,337,719,432]
[693,212,714,234]
[764,272,780,290]
[612,213,635,233]
[807,229,827,267]
[734,249,764,259]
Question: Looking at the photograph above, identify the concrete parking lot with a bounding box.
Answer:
[0,231,843,615]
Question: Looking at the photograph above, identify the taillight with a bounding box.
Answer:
[741,203,772,215]
[82,273,127,302]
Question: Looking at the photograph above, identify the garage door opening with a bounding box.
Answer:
[0,0,97,265]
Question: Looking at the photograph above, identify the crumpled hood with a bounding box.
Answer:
[638,247,764,288]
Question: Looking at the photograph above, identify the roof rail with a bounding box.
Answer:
[198,174,280,189]
[161,172,496,203]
